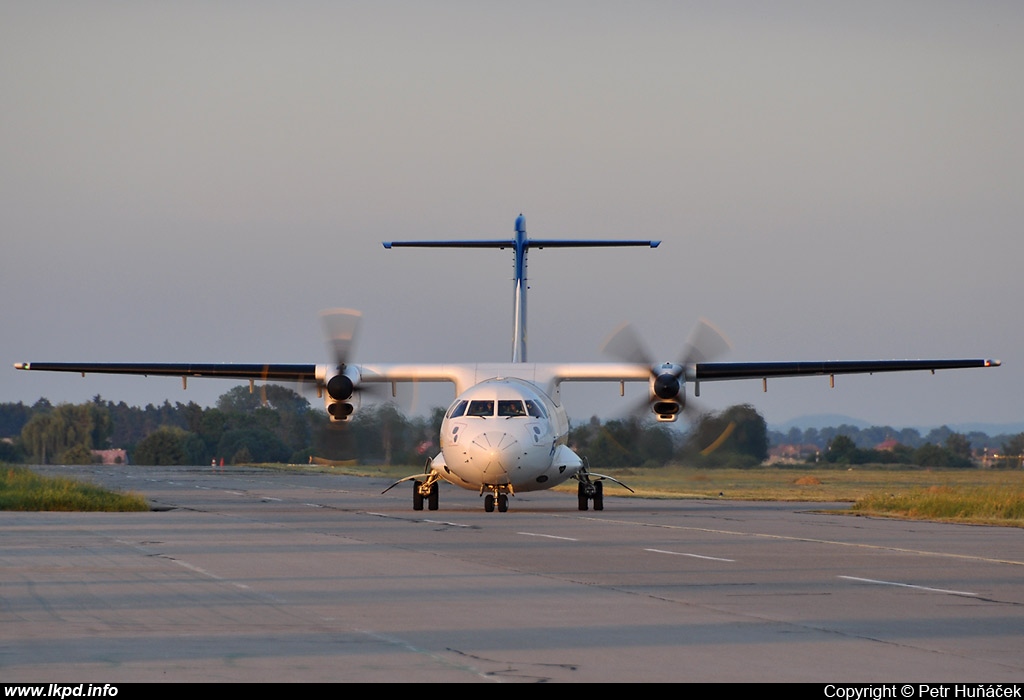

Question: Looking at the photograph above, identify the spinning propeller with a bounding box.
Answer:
[318,308,419,417]
[319,308,362,409]
[601,318,732,422]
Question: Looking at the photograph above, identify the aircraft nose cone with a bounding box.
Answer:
[468,431,520,480]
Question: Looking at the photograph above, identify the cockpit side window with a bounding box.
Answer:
[467,400,494,417]
[525,400,547,418]
[447,400,468,419]
[498,400,527,417]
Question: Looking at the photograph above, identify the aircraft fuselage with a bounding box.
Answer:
[434,377,582,494]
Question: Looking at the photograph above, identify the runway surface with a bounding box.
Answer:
[3,464,1023,682]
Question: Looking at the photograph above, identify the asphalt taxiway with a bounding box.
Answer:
[3,464,1023,682]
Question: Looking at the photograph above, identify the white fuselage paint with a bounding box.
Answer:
[433,377,583,493]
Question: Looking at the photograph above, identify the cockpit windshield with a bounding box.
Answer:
[497,400,527,417]
[467,400,494,417]
[447,400,468,419]
[449,396,546,419]
[525,399,547,418]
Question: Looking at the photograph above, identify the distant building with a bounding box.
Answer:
[91,449,129,465]
[767,444,819,463]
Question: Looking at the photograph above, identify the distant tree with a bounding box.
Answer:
[683,404,768,467]
[638,424,676,466]
[945,433,973,461]
[0,439,24,463]
[584,418,639,469]
[897,428,924,449]
[216,385,264,413]
[912,443,973,469]
[1000,433,1024,468]
[20,403,110,464]
[133,427,189,465]
[804,427,820,448]
[59,444,96,465]
[825,434,858,463]
[216,384,310,414]
[1001,433,1024,458]
[0,402,32,438]
[925,426,955,446]
[216,428,291,465]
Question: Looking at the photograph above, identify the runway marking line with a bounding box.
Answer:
[839,575,977,597]
[518,532,578,541]
[570,515,1024,567]
[365,512,473,527]
[423,519,472,528]
[645,548,735,562]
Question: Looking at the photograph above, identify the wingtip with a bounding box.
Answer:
[382,242,392,249]
[14,362,26,370]
[987,359,1002,367]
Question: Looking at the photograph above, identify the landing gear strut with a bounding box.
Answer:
[574,459,630,511]
[412,476,440,511]
[482,486,512,512]
[577,478,603,511]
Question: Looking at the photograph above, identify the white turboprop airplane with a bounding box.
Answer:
[15,215,1000,513]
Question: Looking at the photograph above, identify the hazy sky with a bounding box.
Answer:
[3,1,1021,431]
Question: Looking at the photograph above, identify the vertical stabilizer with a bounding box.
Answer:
[383,216,660,362]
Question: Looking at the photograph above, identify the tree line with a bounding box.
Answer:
[769,423,1024,468]
[0,386,770,467]
[0,386,1018,468]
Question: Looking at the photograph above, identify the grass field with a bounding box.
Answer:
[0,466,149,512]
[6,461,1024,526]
[302,461,1024,527]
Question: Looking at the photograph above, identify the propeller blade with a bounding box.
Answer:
[319,309,406,407]
[601,321,654,366]
[601,317,733,425]
[680,318,732,365]
[320,308,362,368]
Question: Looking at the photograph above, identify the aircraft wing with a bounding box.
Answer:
[13,362,318,382]
[691,358,999,382]
[14,359,1000,386]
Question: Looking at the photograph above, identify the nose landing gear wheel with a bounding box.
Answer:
[413,480,424,511]
[413,479,440,511]
[484,492,509,512]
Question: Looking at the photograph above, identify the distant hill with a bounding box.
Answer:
[771,414,871,432]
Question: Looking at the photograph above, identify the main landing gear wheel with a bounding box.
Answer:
[578,480,604,511]
[497,493,509,512]
[484,494,495,512]
[427,482,439,511]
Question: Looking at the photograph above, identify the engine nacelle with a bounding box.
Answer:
[323,366,361,422]
[650,363,685,423]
